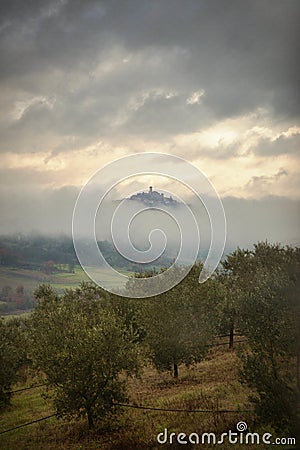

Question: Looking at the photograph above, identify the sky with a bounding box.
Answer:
[0,0,299,250]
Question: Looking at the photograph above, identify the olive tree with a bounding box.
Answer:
[29,284,140,428]
[237,243,300,434]
[0,318,27,408]
[136,263,218,377]
[218,247,254,348]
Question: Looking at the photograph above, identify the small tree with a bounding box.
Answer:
[68,262,75,273]
[238,244,300,434]
[218,248,253,348]
[30,284,140,428]
[0,318,27,408]
[136,263,217,377]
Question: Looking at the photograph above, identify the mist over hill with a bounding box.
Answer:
[0,186,299,261]
[0,234,173,273]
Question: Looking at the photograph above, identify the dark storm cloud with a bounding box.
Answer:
[254,132,300,156]
[0,0,299,153]
[206,130,300,160]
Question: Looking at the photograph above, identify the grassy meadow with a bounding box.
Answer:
[0,265,99,293]
[0,265,132,317]
[0,344,295,450]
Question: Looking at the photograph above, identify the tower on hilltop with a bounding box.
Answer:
[128,187,177,206]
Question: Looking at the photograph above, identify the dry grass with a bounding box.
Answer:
[0,345,294,450]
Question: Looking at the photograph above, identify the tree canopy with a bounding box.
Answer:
[29,284,141,428]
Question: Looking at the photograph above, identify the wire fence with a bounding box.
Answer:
[10,383,46,394]
[0,414,57,435]
[0,402,254,435]
[0,334,249,435]
[114,402,254,414]
[5,335,247,396]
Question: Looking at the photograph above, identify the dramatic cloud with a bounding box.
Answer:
[0,0,299,246]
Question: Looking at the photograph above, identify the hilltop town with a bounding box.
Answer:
[128,186,178,206]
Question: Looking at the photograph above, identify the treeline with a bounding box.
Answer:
[0,242,299,438]
[0,234,172,272]
[0,235,76,270]
[0,285,35,312]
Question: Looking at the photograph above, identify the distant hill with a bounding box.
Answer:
[128,186,179,206]
[0,234,173,273]
[0,234,173,313]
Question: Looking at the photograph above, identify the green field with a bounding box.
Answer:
[0,266,84,291]
[0,265,133,316]
[0,265,133,293]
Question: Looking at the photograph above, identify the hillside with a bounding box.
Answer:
[1,343,296,449]
[0,345,262,450]
[0,235,173,272]
[0,233,172,314]
[0,265,134,314]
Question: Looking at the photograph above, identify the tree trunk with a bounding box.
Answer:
[173,362,178,378]
[229,319,234,349]
[297,353,300,391]
[87,408,94,429]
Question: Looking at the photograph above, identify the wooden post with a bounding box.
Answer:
[229,319,234,349]
[173,362,178,378]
